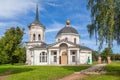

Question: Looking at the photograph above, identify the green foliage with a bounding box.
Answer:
[0,38,10,64]
[0,27,25,64]
[87,0,120,49]
[111,54,120,61]
[92,50,99,61]
[101,48,113,61]
[0,51,9,64]
[17,47,26,63]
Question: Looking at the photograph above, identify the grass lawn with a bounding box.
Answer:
[83,61,120,80]
[0,64,90,80]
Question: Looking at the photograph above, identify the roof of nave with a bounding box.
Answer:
[80,45,92,51]
[48,39,80,48]
[33,43,49,49]
[30,40,92,51]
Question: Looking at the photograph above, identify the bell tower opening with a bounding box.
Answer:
[33,34,36,41]
[38,34,41,41]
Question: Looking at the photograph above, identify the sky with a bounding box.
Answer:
[0,0,120,53]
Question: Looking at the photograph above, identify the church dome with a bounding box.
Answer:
[56,20,78,37]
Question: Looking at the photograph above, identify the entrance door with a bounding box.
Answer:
[61,52,67,64]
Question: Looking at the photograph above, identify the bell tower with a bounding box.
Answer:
[28,4,45,42]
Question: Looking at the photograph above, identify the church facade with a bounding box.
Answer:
[26,5,92,65]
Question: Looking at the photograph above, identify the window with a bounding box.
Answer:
[54,56,57,62]
[33,34,36,41]
[71,51,76,62]
[53,52,57,62]
[74,38,76,44]
[40,53,41,62]
[72,56,76,62]
[40,52,47,62]
[38,34,41,41]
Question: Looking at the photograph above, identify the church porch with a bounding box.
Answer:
[48,48,80,65]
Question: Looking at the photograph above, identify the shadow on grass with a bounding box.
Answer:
[104,66,120,71]
[61,65,90,72]
[0,66,35,76]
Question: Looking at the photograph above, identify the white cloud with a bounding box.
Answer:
[45,1,60,7]
[0,0,44,19]
[0,21,22,38]
[72,25,87,31]
[71,13,90,22]
[46,21,64,33]
[80,33,89,37]
[80,39,96,45]
[45,21,86,33]
[0,21,25,28]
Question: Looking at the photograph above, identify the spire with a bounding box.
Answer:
[29,3,46,29]
[35,3,39,23]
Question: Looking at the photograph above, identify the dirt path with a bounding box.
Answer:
[59,64,106,80]
[0,70,13,80]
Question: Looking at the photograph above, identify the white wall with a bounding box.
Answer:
[80,51,92,64]
[56,33,80,44]
[31,49,48,65]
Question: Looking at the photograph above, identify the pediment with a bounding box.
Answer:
[48,40,80,48]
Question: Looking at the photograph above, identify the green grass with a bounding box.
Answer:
[0,64,90,80]
[84,61,120,80]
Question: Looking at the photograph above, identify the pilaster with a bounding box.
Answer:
[48,50,51,64]
[68,49,70,64]
[57,50,59,64]
[76,50,80,65]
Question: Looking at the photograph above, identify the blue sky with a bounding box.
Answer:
[0,0,120,53]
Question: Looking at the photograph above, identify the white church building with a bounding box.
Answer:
[26,5,92,65]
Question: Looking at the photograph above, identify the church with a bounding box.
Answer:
[26,5,92,65]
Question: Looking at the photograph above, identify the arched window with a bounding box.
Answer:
[33,34,36,41]
[38,34,41,41]
[74,38,76,44]
[59,43,68,50]
[58,39,60,41]
[60,43,68,48]
[40,52,47,63]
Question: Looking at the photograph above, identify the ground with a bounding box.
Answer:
[60,62,120,80]
[59,64,106,80]
[83,62,120,80]
[0,70,13,80]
